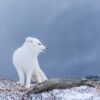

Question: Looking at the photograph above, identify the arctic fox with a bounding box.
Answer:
[13,37,48,88]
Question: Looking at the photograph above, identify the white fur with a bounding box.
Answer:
[13,37,48,88]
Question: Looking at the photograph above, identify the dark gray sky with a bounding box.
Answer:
[0,0,100,80]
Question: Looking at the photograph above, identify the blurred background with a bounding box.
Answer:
[0,0,100,80]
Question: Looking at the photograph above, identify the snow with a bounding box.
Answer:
[0,79,100,100]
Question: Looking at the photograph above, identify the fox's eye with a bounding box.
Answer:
[38,43,41,45]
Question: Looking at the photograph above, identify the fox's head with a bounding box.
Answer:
[25,37,47,55]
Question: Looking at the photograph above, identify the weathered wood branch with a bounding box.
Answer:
[30,78,94,94]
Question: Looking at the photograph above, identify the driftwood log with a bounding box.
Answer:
[30,78,95,94]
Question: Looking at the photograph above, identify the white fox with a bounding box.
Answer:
[13,37,48,88]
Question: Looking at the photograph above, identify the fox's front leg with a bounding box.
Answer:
[25,70,33,88]
[16,67,25,85]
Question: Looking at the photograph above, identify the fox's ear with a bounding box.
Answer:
[25,37,33,42]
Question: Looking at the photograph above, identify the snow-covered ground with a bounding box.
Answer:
[0,79,100,100]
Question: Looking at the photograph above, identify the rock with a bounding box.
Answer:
[85,75,100,81]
